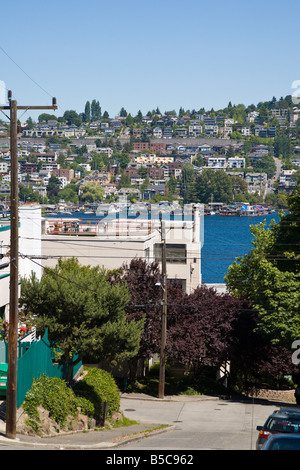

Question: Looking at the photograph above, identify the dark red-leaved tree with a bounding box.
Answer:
[110,260,295,389]
[166,285,242,372]
[109,258,162,379]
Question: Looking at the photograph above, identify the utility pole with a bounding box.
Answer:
[0,91,57,439]
[158,219,167,399]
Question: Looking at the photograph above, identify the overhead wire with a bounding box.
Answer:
[20,255,296,316]
[0,45,65,114]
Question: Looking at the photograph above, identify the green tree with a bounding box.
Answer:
[137,167,148,178]
[19,258,144,382]
[19,184,41,203]
[225,183,300,350]
[186,168,244,204]
[119,107,127,117]
[91,153,104,171]
[62,110,82,127]
[117,173,131,190]
[83,101,91,122]
[38,113,57,123]
[180,162,195,201]
[91,100,101,120]
[168,175,177,194]
[115,153,130,169]
[80,182,104,202]
[254,155,276,178]
[274,130,292,158]
[58,183,79,204]
[226,146,235,158]
[46,175,61,203]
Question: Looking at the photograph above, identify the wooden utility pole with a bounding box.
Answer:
[158,219,167,399]
[0,91,57,439]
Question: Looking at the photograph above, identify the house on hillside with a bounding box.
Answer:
[143,184,168,200]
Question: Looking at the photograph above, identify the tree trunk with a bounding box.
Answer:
[64,349,82,384]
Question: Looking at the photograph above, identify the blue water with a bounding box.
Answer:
[47,210,280,284]
[201,212,280,283]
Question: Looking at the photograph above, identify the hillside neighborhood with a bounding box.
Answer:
[0,95,300,209]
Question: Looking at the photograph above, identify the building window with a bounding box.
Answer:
[168,278,186,291]
[154,243,187,264]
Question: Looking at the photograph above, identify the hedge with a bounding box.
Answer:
[73,367,120,421]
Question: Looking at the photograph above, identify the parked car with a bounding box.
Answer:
[256,408,300,450]
[262,434,300,450]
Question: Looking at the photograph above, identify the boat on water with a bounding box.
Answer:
[218,203,275,217]
[239,204,272,216]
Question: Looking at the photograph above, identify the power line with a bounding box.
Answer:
[0,46,53,99]
[0,45,65,115]
[22,255,294,316]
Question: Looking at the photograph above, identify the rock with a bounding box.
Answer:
[16,405,96,436]
[248,388,296,403]
[110,411,123,423]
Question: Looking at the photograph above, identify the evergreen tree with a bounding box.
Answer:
[20,258,144,382]
[91,99,101,120]
[274,130,292,158]
[83,100,91,122]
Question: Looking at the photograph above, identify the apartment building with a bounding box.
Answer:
[207,157,227,169]
[228,156,246,169]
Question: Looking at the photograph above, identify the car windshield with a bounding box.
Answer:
[267,417,300,434]
[268,437,300,450]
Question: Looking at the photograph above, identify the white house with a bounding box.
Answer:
[189,124,202,137]
[153,127,163,138]
[241,127,251,136]
[228,157,245,169]
[207,157,227,169]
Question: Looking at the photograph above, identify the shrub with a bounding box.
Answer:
[23,375,78,428]
[148,362,171,377]
[73,368,120,422]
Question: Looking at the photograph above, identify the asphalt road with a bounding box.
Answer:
[0,395,292,451]
[116,395,284,451]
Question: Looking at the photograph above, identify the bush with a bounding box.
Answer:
[22,368,121,431]
[23,375,78,428]
[73,367,120,422]
[148,362,171,377]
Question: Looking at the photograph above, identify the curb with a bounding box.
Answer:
[0,423,175,450]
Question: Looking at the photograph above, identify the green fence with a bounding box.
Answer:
[0,329,82,407]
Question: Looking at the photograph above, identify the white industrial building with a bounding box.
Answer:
[0,205,42,322]
[41,204,203,294]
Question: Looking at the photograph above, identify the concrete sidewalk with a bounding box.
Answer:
[0,422,173,449]
[0,393,200,449]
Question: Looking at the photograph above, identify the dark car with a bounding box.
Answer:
[262,434,300,450]
[256,408,300,450]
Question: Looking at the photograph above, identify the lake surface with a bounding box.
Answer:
[201,212,280,283]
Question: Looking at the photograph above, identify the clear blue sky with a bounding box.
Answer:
[1,0,300,121]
